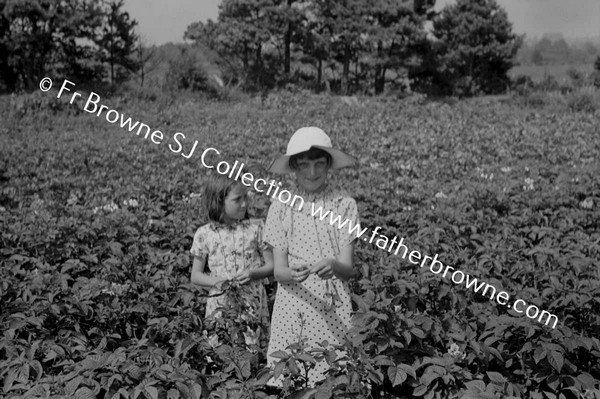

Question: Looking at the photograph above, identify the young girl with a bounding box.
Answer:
[264,127,359,386]
[190,171,273,322]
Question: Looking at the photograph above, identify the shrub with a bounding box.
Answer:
[591,71,600,88]
[166,50,221,98]
[567,86,599,113]
[511,74,534,95]
[566,67,586,87]
[537,75,560,92]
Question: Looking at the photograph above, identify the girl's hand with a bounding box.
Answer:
[290,265,310,283]
[214,279,230,291]
[310,258,336,280]
[235,270,254,285]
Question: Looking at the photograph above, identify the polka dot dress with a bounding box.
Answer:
[263,184,360,386]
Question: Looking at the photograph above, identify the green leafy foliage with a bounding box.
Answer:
[94,0,139,86]
[431,0,523,96]
[1,91,599,398]
[0,0,139,93]
[165,47,221,97]
[184,0,285,91]
[184,0,436,95]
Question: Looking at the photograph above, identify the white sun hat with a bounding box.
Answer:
[268,127,356,174]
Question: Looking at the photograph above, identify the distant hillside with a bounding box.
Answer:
[523,34,600,46]
[516,34,599,66]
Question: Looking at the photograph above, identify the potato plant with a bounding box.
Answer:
[1,91,599,398]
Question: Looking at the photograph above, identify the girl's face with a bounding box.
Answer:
[294,157,330,193]
[222,184,248,224]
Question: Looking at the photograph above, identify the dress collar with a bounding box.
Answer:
[210,218,248,231]
[290,182,347,204]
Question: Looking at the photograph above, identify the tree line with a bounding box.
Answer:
[1,0,524,97]
[184,0,523,96]
[0,0,139,93]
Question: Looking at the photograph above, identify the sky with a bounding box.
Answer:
[123,0,600,45]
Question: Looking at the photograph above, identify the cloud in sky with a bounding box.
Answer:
[124,0,600,45]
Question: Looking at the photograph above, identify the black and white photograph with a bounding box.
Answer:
[1,0,599,398]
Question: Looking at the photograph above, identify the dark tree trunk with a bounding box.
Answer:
[284,0,293,75]
[255,43,262,69]
[317,57,322,87]
[375,65,386,94]
[375,41,386,94]
[255,43,263,86]
[284,24,291,75]
[138,45,145,87]
[108,6,115,85]
[341,48,350,95]
[243,43,249,70]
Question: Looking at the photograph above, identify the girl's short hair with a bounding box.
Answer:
[204,172,248,223]
[288,148,332,170]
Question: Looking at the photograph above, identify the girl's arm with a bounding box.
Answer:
[235,247,274,284]
[332,241,355,281]
[273,247,309,283]
[254,246,274,279]
[191,254,227,289]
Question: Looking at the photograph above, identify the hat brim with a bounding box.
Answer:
[268,145,356,174]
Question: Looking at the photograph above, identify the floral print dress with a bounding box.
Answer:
[264,185,360,386]
[190,218,269,322]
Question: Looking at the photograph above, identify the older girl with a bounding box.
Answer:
[264,127,359,386]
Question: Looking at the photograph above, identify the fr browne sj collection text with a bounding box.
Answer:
[52,78,202,159]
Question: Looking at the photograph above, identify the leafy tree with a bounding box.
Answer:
[313,0,371,94]
[0,0,20,91]
[95,0,138,85]
[0,0,139,93]
[184,0,435,94]
[294,0,434,94]
[53,1,106,85]
[184,20,236,85]
[294,1,330,88]
[166,46,219,96]
[0,0,103,91]
[135,37,159,88]
[362,0,435,94]
[0,0,58,91]
[186,0,314,89]
[185,0,280,89]
[276,0,305,76]
[431,0,522,96]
